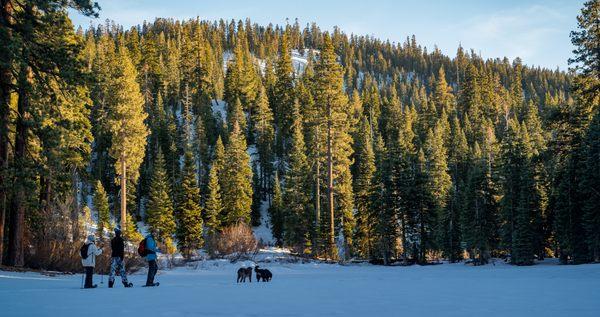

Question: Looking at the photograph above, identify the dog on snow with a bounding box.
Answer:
[237,267,253,283]
[254,265,272,282]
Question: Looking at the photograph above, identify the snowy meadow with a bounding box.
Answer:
[1,257,599,317]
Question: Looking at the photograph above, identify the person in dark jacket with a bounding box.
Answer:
[108,228,132,288]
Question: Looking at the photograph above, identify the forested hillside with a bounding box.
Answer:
[0,0,599,269]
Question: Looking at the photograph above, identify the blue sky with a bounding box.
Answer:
[69,0,585,70]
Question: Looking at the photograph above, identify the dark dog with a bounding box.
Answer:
[254,265,272,282]
[237,267,253,283]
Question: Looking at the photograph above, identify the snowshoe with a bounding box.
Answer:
[84,284,98,289]
[143,282,159,287]
[123,282,133,288]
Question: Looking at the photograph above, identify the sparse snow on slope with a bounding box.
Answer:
[222,51,234,72]
[246,143,275,246]
[222,49,317,77]
[247,143,258,160]
[291,49,316,75]
[2,258,600,317]
[211,99,227,122]
[253,199,274,246]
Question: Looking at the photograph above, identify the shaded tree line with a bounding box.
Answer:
[0,0,599,268]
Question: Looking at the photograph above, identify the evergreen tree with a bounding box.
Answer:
[514,124,536,265]
[523,102,549,260]
[510,63,525,119]
[204,164,224,235]
[411,149,437,263]
[146,150,176,244]
[388,105,418,262]
[569,0,600,83]
[94,181,111,238]
[3,0,98,266]
[460,64,484,142]
[424,124,452,212]
[273,30,295,157]
[269,172,284,246]
[252,85,275,194]
[551,0,600,264]
[500,119,535,265]
[313,33,355,258]
[250,162,262,226]
[123,212,143,243]
[462,142,498,265]
[570,0,600,262]
[221,122,253,225]
[439,115,466,262]
[176,149,204,259]
[352,116,376,259]
[283,101,311,250]
[228,97,247,134]
[583,110,600,261]
[106,46,149,231]
[423,123,452,261]
[432,66,455,113]
[194,113,210,184]
[372,134,396,264]
[213,136,226,172]
[362,82,382,129]
[224,35,259,111]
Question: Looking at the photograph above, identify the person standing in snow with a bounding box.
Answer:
[108,228,133,288]
[145,233,159,286]
[81,234,103,289]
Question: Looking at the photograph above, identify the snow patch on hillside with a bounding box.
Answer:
[253,199,274,246]
[222,51,234,72]
[211,99,226,122]
[247,143,258,162]
[291,49,317,75]
[246,143,275,246]
[222,49,318,77]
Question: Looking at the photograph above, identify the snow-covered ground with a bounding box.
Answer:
[2,257,599,317]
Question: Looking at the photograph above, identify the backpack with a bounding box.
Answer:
[137,238,148,257]
[80,243,90,259]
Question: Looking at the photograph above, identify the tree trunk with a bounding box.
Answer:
[420,212,425,264]
[120,159,127,230]
[0,0,15,266]
[38,176,47,238]
[7,61,32,267]
[327,102,335,258]
[401,215,407,263]
[71,168,80,241]
[314,124,320,255]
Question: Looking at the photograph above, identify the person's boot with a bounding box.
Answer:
[123,281,133,288]
[108,280,114,288]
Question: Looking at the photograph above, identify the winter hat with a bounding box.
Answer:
[87,234,96,242]
[114,227,121,235]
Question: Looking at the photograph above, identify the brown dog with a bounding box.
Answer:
[237,267,253,283]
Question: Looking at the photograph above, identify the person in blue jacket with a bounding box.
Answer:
[145,233,159,286]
